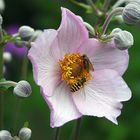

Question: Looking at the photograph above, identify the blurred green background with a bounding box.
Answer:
[2,0,140,140]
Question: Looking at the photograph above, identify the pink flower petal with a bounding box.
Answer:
[57,8,88,54]
[72,69,131,124]
[28,29,62,96]
[42,82,82,128]
[78,39,129,76]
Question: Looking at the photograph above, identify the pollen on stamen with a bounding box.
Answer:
[59,53,92,86]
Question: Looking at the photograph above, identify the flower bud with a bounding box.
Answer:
[114,15,124,24]
[113,30,134,50]
[19,128,32,140]
[122,2,140,24]
[13,80,32,98]
[0,0,5,12]
[110,28,122,35]
[0,130,13,140]
[18,26,34,41]
[3,52,12,63]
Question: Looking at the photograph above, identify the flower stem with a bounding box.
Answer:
[102,0,111,12]
[102,7,124,35]
[86,0,102,16]
[0,81,17,87]
[52,127,60,140]
[21,52,29,79]
[71,118,82,140]
[0,44,4,129]
[13,50,29,133]
[13,98,22,133]
[112,0,125,9]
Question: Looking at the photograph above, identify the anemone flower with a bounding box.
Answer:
[28,8,131,128]
[4,25,27,58]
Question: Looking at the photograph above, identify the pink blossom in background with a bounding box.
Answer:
[28,8,131,128]
[4,25,27,58]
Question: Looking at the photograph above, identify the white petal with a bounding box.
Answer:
[72,69,131,124]
[42,82,82,128]
[78,39,129,76]
[57,8,88,54]
[28,29,61,96]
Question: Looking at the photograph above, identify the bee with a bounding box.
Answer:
[70,77,86,92]
[82,54,94,72]
[70,55,94,92]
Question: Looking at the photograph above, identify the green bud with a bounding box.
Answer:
[122,2,140,24]
[18,26,34,41]
[3,52,12,63]
[112,29,134,50]
[0,130,13,140]
[0,0,5,12]
[13,80,32,98]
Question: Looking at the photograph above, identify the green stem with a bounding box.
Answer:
[70,0,92,11]
[112,0,124,9]
[13,98,22,133]
[102,7,124,35]
[52,127,60,140]
[71,118,82,140]
[102,0,110,12]
[0,81,17,87]
[21,52,29,80]
[86,0,102,16]
[0,44,4,129]
[13,49,29,133]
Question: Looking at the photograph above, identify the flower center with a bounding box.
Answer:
[59,53,93,92]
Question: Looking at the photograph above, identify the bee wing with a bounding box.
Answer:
[89,61,94,71]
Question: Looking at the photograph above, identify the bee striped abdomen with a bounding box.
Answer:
[70,77,86,92]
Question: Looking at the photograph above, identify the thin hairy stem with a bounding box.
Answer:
[102,7,124,35]
[0,81,17,87]
[86,0,102,16]
[112,0,125,9]
[21,52,29,80]
[102,0,111,12]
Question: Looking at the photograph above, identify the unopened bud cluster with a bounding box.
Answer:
[12,26,43,48]
[0,128,32,140]
[18,26,42,42]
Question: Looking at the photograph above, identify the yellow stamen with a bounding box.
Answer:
[59,53,92,87]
